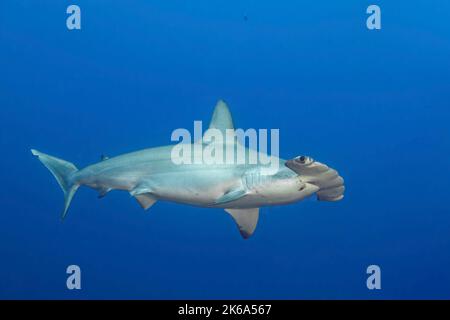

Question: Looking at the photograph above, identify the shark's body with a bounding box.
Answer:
[32,100,344,238]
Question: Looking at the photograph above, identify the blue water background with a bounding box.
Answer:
[0,1,449,299]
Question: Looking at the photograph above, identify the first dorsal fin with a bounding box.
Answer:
[225,208,259,239]
[207,100,234,135]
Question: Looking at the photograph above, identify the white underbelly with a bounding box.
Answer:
[148,170,241,206]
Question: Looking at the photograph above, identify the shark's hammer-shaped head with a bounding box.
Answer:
[285,156,345,201]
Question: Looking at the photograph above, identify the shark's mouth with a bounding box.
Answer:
[285,156,345,202]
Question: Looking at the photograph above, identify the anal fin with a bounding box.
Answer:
[97,187,112,198]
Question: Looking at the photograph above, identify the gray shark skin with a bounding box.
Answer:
[31,100,344,239]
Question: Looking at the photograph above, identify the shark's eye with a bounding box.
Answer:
[295,155,307,164]
[295,155,313,165]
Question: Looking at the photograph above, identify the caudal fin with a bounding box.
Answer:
[31,149,79,219]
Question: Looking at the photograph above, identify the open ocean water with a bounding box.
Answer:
[0,1,449,299]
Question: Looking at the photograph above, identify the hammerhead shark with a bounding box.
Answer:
[31,100,344,239]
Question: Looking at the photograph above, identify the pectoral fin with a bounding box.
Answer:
[134,193,157,210]
[225,208,259,239]
[215,187,247,205]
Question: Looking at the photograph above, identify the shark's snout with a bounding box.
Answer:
[285,156,345,202]
[314,168,345,202]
